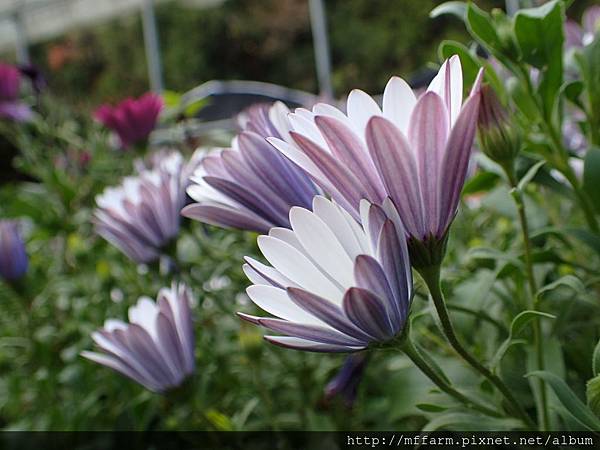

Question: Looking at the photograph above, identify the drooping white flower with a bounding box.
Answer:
[82,283,195,393]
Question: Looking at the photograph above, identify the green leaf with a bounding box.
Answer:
[462,170,500,195]
[592,339,600,377]
[517,160,546,192]
[416,403,448,413]
[423,412,524,431]
[490,310,555,371]
[536,275,585,300]
[511,310,555,336]
[514,0,564,117]
[567,228,600,257]
[587,376,600,417]
[527,371,600,431]
[466,4,503,55]
[584,148,600,213]
[430,1,466,20]
[563,80,585,108]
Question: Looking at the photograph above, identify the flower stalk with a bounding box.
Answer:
[503,163,550,431]
[417,264,536,429]
[400,336,503,419]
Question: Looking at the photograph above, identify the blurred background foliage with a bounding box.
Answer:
[3,0,511,108]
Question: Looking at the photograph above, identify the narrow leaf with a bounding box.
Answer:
[527,371,600,431]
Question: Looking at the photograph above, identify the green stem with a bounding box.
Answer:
[418,265,536,430]
[505,166,550,431]
[401,339,502,418]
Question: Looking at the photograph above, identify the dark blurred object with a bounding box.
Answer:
[18,64,47,95]
[188,80,318,122]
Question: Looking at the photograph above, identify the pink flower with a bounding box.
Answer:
[94,93,163,149]
[0,63,32,122]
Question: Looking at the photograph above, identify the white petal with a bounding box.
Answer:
[346,89,382,138]
[128,297,159,340]
[289,206,355,288]
[257,235,343,304]
[312,196,364,260]
[383,76,417,135]
[246,285,325,326]
[288,112,328,149]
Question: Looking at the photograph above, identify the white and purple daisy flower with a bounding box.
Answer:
[239,196,412,352]
[182,102,320,233]
[82,283,195,393]
[268,56,483,267]
[94,151,196,263]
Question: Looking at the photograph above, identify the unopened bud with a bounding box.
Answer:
[477,85,521,164]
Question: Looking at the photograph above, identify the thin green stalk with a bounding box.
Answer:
[418,265,536,430]
[401,339,503,419]
[505,166,550,431]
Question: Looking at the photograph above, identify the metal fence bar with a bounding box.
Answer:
[308,0,333,99]
[141,0,164,92]
[14,5,30,64]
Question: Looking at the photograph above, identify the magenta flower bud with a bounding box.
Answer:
[477,85,520,164]
[268,56,484,269]
[182,102,320,233]
[238,196,412,353]
[0,63,32,122]
[94,93,163,150]
[0,220,28,282]
[82,283,196,393]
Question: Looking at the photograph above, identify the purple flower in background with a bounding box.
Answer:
[0,220,28,282]
[94,151,193,263]
[323,352,369,407]
[94,93,163,149]
[269,56,483,267]
[82,283,195,393]
[0,63,32,122]
[565,6,600,48]
[182,102,319,233]
[239,196,412,352]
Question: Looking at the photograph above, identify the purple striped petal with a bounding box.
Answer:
[290,132,372,212]
[366,116,426,238]
[353,254,401,327]
[204,176,288,226]
[264,336,365,353]
[238,131,317,209]
[438,92,481,235]
[376,220,411,323]
[342,287,394,341]
[81,351,160,392]
[287,287,374,342]
[314,116,386,202]
[257,317,364,347]
[181,203,273,233]
[122,325,177,386]
[408,92,448,235]
[220,149,293,220]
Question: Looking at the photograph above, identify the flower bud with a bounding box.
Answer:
[323,353,369,408]
[477,85,521,164]
[0,220,28,282]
